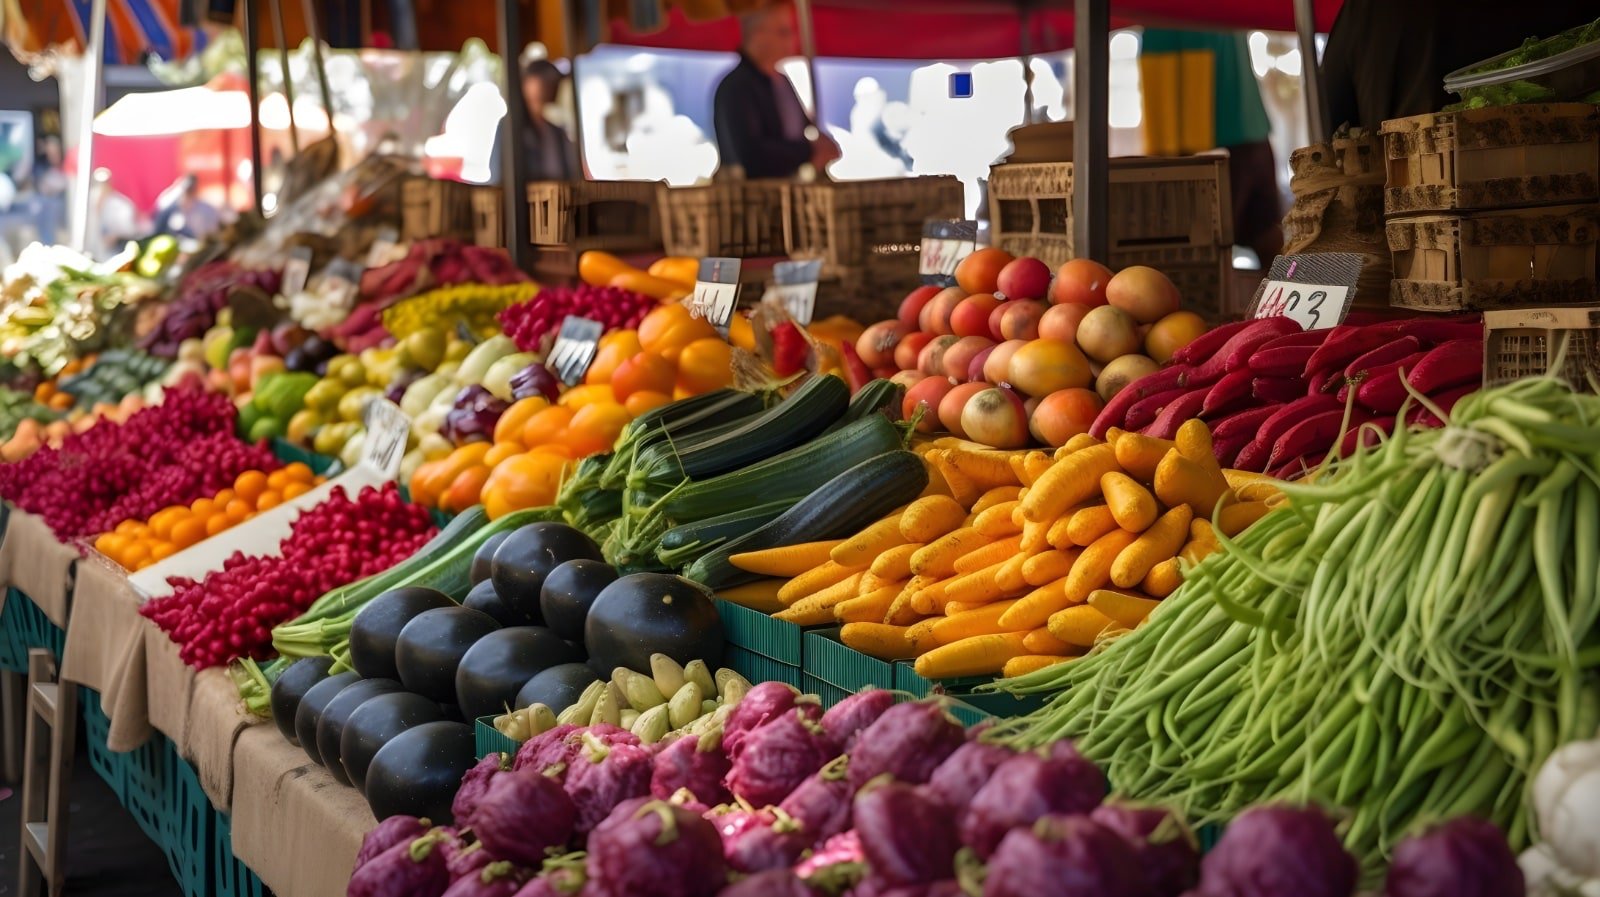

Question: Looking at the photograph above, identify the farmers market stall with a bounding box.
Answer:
[5,11,1600,897]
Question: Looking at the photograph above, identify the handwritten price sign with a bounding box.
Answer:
[919,219,978,287]
[1249,253,1365,331]
[361,398,412,481]
[686,257,742,332]
[548,316,604,385]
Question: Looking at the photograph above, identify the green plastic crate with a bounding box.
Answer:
[475,716,521,759]
[0,589,30,672]
[801,674,849,708]
[124,736,169,843]
[803,628,896,694]
[81,688,125,802]
[944,699,992,727]
[161,742,210,897]
[944,688,1048,720]
[269,438,339,476]
[213,812,265,897]
[716,601,804,666]
[892,661,988,698]
[724,644,802,689]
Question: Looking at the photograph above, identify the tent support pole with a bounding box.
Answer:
[268,0,300,152]
[244,0,265,216]
[301,0,337,133]
[69,0,107,253]
[1072,0,1108,261]
[794,0,823,146]
[1295,0,1327,143]
[498,0,533,266]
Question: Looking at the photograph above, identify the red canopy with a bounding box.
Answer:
[601,0,1344,60]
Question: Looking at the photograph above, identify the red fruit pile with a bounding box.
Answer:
[0,389,256,540]
[498,285,655,353]
[140,483,436,669]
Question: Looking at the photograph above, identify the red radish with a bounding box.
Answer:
[1270,408,1372,468]
[1211,405,1283,443]
[1169,319,1251,366]
[1254,329,1330,353]
[996,257,1052,301]
[1212,429,1254,467]
[1247,344,1317,377]
[904,378,957,432]
[857,321,909,369]
[1142,387,1211,440]
[950,294,1002,338]
[1406,339,1481,395]
[1343,336,1421,381]
[894,332,936,372]
[1338,415,1395,456]
[1251,377,1304,404]
[1398,319,1483,345]
[1088,364,1196,438]
[1200,369,1255,417]
[1253,394,1343,453]
[1304,322,1408,375]
[898,286,940,331]
[1198,317,1301,379]
[1408,383,1475,426]
[1355,351,1430,413]
[1123,385,1192,433]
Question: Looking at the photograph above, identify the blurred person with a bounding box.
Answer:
[1140,29,1282,264]
[89,168,140,259]
[490,58,580,183]
[156,175,223,240]
[713,5,839,179]
[1322,0,1597,132]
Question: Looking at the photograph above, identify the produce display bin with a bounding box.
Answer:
[212,812,265,897]
[803,628,896,695]
[401,176,504,248]
[161,741,211,897]
[0,589,65,672]
[81,687,126,803]
[802,674,850,708]
[476,715,521,758]
[527,180,660,253]
[988,156,1233,269]
[725,644,802,689]
[1382,103,1600,215]
[658,181,791,259]
[269,438,339,476]
[716,600,804,667]
[892,661,988,699]
[124,735,170,844]
[1484,305,1600,389]
[949,688,1049,720]
[1387,203,1600,310]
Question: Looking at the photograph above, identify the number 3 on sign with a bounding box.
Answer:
[1254,282,1343,331]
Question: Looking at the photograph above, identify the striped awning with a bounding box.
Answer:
[2,0,208,64]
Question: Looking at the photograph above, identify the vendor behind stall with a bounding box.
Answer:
[490,58,580,183]
[1320,0,1597,132]
[713,5,840,180]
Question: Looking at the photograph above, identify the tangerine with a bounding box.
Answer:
[234,470,268,503]
[609,353,677,402]
[205,514,232,536]
[564,403,632,457]
[281,481,312,501]
[676,338,734,394]
[256,491,283,512]
[171,518,207,549]
[283,461,315,484]
[521,406,575,448]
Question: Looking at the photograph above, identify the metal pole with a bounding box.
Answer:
[301,0,337,130]
[1019,4,1034,126]
[69,0,108,253]
[244,0,265,215]
[561,2,588,177]
[793,0,823,147]
[1295,0,1328,143]
[498,0,532,266]
[269,0,300,152]
[1072,0,1109,261]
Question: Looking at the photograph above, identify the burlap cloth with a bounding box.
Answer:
[0,508,78,627]
[231,724,372,897]
[182,668,263,811]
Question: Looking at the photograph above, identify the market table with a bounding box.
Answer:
[0,508,79,628]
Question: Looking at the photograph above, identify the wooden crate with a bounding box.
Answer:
[1387,203,1600,311]
[1484,305,1600,389]
[527,180,660,252]
[785,175,964,271]
[988,156,1234,268]
[658,181,791,259]
[401,176,503,247]
[1382,104,1600,216]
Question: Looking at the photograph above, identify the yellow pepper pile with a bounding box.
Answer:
[383,282,538,340]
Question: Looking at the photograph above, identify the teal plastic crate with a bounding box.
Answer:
[475,716,521,759]
[81,687,125,802]
[725,644,802,689]
[270,438,339,476]
[943,699,992,727]
[124,736,169,843]
[803,628,896,694]
[892,661,988,698]
[213,812,265,897]
[944,688,1048,720]
[716,601,804,666]
[161,743,210,897]
[0,589,30,672]
[801,674,849,708]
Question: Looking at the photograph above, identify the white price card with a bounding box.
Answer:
[282,246,314,295]
[1249,253,1365,331]
[686,257,742,332]
[361,398,411,480]
[764,259,823,325]
[919,219,978,286]
[548,315,605,386]
[366,226,401,267]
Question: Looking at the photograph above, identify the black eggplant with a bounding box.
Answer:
[294,671,362,765]
[490,522,603,622]
[315,678,406,786]
[340,691,446,794]
[462,579,534,627]
[584,573,725,677]
[363,721,475,823]
[539,559,618,642]
[514,663,601,714]
[349,587,457,681]
[394,606,500,703]
[453,627,584,721]
[271,656,335,746]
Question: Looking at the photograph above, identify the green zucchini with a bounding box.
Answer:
[661,412,904,523]
[669,374,849,482]
[827,378,904,433]
[684,449,928,589]
[617,392,768,489]
[629,404,768,487]
[655,499,793,569]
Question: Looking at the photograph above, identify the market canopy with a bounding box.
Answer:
[1,0,206,63]
[587,0,1346,60]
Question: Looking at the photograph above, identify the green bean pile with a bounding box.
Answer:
[987,376,1600,872]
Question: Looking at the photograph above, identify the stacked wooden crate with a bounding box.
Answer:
[1382,103,1600,312]
[400,176,504,247]
[1283,131,1393,310]
[987,156,1236,319]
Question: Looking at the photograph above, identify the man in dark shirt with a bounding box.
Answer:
[713,5,840,180]
[1321,0,1597,133]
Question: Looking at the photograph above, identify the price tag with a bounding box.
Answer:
[1249,253,1365,331]
[686,257,742,332]
[548,315,604,386]
[282,246,314,295]
[320,258,364,310]
[366,226,400,268]
[765,259,823,325]
[360,398,411,480]
[920,219,978,287]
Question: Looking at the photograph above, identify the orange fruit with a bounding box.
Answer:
[624,390,673,416]
[578,250,631,287]
[256,491,283,512]
[494,397,551,446]
[205,514,232,536]
[609,353,677,402]
[150,543,177,562]
[234,470,268,503]
[149,508,185,541]
[281,481,312,501]
[484,441,526,468]
[121,543,151,570]
[134,558,155,571]
[266,468,291,492]
[170,518,207,550]
[954,247,1015,295]
[564,403,632,457]
[440,465,492,515]
[283,462,315,484]
[557,384,618,409]
[190,497,219,519]
[212,488,236,506]
[482,451,572,519]
[95,532,129,558]
[115,519,141,536]
[676,338,734,394]
[521,406,575,449]
[226,499,254,522]
[585,331,643,385]
[638,303,717,356]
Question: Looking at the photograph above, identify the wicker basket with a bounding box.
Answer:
[401,176,503,247]
[785,176,964,270]
[527,180,659,252]
[1484,305,1600,389]
[658,181,791,259]
[1387,203,1600,310]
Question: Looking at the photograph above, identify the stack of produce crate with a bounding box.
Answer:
[1282,130,1393,311]
[399,176,504,248]
[526,180,661,283]
[1383,103,1600,312]
[987,155,1236,319]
